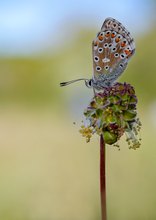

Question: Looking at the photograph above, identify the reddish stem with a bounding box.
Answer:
[100,135,107,220]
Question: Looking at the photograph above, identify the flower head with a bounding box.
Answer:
[79,83,141,150]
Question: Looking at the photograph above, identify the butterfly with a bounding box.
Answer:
[60,17,135,91]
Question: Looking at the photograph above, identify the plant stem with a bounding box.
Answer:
[100,134,107,220]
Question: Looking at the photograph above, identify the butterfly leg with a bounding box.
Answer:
[93,88,96,97]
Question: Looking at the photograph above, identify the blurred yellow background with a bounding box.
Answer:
[0,0,156,219]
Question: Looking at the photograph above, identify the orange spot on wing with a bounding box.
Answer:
[111,33,116,38]
[124,49,131,55]
[127,51,132,58]
[115,38,120,43]
[98,35,104,41]
[94,41,98,46]
[121,42,126,47]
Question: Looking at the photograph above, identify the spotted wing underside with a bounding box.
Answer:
[92,17,135,83]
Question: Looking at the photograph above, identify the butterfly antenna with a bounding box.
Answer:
[60,78,88,87]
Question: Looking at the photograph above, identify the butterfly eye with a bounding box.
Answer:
[88,80,92,87]
[94,56,99,62]
[96,66,102,72]
[98,47,103,53]
[114,53,119,58]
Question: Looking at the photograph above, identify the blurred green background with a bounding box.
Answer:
[0,0,156,219]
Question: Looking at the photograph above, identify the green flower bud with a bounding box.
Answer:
[80,82,141,150]
[123,110,137,121]
[103,131,117,145]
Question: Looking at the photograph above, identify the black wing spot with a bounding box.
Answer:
[114,53,119,57]
[98,48,103,53]
[96,66,102,71]
[120,63,124,68]
[94,56,99,62]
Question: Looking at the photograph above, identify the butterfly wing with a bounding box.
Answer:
[92,17,135,85]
